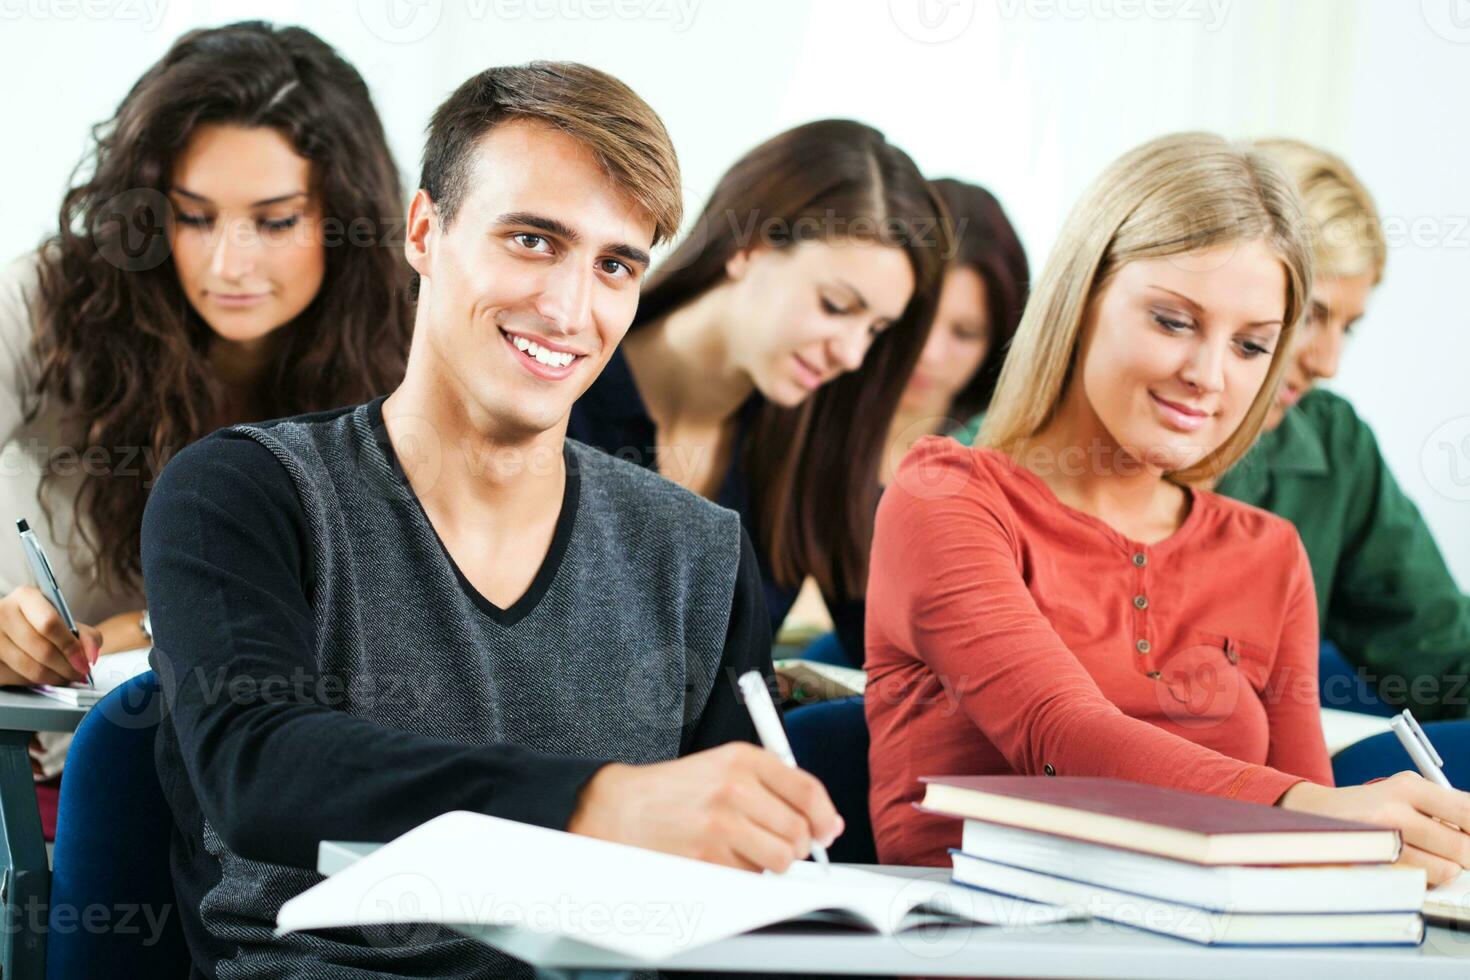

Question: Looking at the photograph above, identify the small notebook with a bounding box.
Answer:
[32,647,151,707]
[277,810,1077,962]
[773,659,866,702]
[920,776,1402,865]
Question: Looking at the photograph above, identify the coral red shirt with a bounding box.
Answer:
[866,438,1334,867]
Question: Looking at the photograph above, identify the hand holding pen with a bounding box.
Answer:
[1,519,100,687]
[738,669,833,869]
[1284,707,1470,886]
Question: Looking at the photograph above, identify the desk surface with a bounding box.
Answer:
[0,688,88,733]
[318,841,1470,978]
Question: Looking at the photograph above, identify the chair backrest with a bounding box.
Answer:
[785,695,876,864]
[46,671,190,980]
[1332,720,1470,790]
[1318,640,1395,718]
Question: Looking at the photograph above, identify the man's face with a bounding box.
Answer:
[407,118,655,441]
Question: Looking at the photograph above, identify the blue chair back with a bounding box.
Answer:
[1317,640,1396,717]
[1332,720,1470,790]
[785,695,876,864]
[46,671,189,980]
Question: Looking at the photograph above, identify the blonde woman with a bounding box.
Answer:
[1217,139,1470,725]
[865,133,1470,885]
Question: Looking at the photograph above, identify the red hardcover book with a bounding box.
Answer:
[919,776,1401,866]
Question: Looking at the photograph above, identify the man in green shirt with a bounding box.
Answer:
[1216,388,1470,721]
[1216,140,1469,721]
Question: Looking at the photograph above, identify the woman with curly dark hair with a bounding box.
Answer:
[0,20,411,820]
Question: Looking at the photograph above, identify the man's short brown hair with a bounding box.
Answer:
[418,61,682,245]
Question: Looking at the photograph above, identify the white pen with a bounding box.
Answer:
[736,669,831,868]
[1389,709,1453,789]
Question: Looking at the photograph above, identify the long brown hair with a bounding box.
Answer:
[33,21,412,593]
[636,120,948,599]
[928,178,1030,423]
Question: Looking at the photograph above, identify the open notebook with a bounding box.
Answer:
[277,810,1076,962]
[31,646,151,707]
[1426,872,1470,927]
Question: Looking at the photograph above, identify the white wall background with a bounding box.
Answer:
[2,0,1466,583]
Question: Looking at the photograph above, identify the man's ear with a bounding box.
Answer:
[405,189,437,281]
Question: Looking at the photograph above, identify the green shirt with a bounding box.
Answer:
[955,393,1470,719]
[1219,390,1470,720]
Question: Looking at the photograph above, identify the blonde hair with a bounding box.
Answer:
[1253,138,1385,282]
[979,132,1315,483]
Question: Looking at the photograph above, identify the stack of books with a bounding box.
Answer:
[920,775,1436,946]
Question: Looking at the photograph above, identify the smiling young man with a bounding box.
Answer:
[142,62,839,979]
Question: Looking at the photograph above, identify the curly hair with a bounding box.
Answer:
[32,21,412,593]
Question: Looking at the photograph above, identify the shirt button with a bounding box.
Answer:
[1135,639,1151,654]
[1043,764,1056,776]
[1227,650,1240,665]
[1132,552,1147,567]
[1133,595,1148,610]
[1146,670,1162,680]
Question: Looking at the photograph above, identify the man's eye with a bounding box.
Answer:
[599,258,631,278]
[514,233,550,252]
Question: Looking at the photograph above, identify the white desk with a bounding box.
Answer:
[318,841,1470,979]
